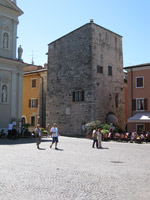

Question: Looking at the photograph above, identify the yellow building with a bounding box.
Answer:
[22,65,47,131]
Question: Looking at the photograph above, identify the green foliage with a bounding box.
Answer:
[85,120,102,133]
[102,129,109,134]
[41,128,44,133]
[101,124,110,130]
[43,130,48,134]
[85,120,111,135]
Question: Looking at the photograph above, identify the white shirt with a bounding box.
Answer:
[50,127,58,137]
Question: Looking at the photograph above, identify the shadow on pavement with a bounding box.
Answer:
[0,137,52,145]
[101,147,109,149]
[56,148,64,151]
[38,147,46,150]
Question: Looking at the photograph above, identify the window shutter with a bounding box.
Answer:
[36,99,38,107]
[132,99,136,111]
[73,91,75,102]
[82,91,84,101]
[29,99,31,108]
[32,79,36,88]
[144,99,148,110]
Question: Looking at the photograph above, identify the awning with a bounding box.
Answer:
[128,112,150,123]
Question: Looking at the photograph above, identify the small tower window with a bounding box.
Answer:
[73,90,84,102]
[97,65,103,74]
[115,94,118,108]
[108,66,112,76]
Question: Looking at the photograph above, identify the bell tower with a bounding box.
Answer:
[0,0,27,131]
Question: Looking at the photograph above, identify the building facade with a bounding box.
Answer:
[124,72,128,125]
[46,21,125,136]
[22,65,47,131]
[124,63,150,133]
[0,0,26,131]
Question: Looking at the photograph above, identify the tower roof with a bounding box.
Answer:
[48,21,122,46]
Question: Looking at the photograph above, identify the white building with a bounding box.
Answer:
[0,0,27,131]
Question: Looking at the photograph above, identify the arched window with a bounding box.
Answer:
[115,95,118,108]
[1,85,8,103]
[3,32,9,49]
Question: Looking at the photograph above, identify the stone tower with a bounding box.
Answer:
[46,21,125,136]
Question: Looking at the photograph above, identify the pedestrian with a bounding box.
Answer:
[92,127,98,148]
[97,127,102,148]
[34,124,42,149]
[46,124,50,137]
[109,123,113,140]
[50,123,60,150]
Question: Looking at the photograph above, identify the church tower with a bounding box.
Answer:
[0,0,27,131]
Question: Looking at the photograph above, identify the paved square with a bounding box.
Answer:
[0,137,150,200]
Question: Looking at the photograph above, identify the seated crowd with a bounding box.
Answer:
[107,131,150,143]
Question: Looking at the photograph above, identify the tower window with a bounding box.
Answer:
[108,66,112,76]
[73,90,84,102]
[97,65,103,74]
[115,95,119,108]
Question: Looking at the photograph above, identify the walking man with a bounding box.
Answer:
[50,123,59,150]
[34,124,42,149]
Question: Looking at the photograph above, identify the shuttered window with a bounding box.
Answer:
[135,98,148,111]
[32,79,37,88]
[29,99,38,108]
[72,90,84,102]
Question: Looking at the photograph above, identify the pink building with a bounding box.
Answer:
[124,63,150,133]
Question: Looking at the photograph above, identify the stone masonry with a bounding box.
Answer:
[46,21,125,136]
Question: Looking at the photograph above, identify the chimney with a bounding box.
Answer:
[90,19,94,23]
[44,63,47,69]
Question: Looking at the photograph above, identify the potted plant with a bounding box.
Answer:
[85,120,102,139]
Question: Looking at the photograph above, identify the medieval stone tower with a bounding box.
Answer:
[46,21,125,136]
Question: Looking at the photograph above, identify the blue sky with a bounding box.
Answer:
[17,0,150,67]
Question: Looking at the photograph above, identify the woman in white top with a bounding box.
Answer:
[97,127,102,148]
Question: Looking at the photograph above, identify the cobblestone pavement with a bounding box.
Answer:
[0,137,150,200]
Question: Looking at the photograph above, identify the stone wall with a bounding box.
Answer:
[91,23,125,130]
[46,22,125,136]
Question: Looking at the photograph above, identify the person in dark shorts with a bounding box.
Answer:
[50,123,60,150]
